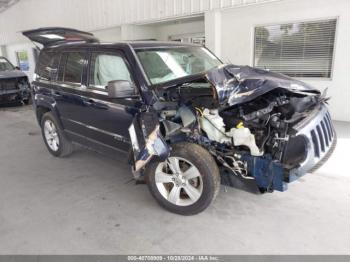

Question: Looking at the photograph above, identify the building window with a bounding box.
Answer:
[254,19,337,78]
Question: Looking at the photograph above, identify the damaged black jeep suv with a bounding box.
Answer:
[23,28,336,215]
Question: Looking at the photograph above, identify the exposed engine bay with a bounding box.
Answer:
[130,64,334,193]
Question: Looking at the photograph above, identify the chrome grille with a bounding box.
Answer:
[0,79,18,91]
[310,111,335,159]
[291,104,336,177]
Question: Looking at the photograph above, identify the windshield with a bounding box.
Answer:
[0,57,15,71]
[136,46,222,85]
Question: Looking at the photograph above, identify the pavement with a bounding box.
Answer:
[0,104,350,254]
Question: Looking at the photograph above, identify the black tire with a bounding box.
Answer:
[23,96,32,105]
[40,112,73,157]
[146,142,221,215]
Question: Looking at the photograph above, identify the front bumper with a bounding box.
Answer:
[0,90,21,102]
[288,103,336,180]
[0,89,30,103]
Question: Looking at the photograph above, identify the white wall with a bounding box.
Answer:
[119,18,205,41]
[205,11,222,57]
[92,27,122,42]
[121,24,158,41]
[0,0,280,45]
[0,0,280,88]
[1,18,205,82]
[154,18,205,41]
[217,0,350,121]
[0,45,7,57]
[92,20,204,43]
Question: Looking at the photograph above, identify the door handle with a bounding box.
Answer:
[52,90,62,98]
[83,99,109,110]
[83,99,94,106]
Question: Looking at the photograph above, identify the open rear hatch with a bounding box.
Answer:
[22,27,99,47]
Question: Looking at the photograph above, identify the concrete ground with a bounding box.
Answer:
[0,104,350,255]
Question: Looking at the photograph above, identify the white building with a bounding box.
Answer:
[0,0,349,121]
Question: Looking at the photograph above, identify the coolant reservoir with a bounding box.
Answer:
[230,127,263,156]
[199,109,232,144]
[199,109,264,155]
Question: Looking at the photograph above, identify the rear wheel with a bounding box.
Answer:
[41,112,73,157]
[23,97,32,105]
[146,142,220,215]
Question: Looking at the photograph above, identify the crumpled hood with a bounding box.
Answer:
[0,70,27,80]
[205,64,321,106]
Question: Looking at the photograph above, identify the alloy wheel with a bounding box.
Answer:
[155,157,203,206]
[43,120,60,152]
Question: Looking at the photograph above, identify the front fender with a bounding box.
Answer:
[129,111,170,175]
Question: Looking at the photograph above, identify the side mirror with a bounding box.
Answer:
[107,80,136,98]
[15,66,20,70]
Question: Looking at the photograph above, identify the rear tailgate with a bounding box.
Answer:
[22,27,98,46]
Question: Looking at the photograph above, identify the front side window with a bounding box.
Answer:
[89,53,133,89]
[0,57,14,71]
[63,52,85,84]
[136,47,222,85]
[254,19,337,78]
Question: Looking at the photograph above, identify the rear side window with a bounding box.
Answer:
[63,52,85,84]
[36,51,60,81]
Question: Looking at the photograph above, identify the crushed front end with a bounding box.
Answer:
[130,64,336,193]
[214,100,336,192]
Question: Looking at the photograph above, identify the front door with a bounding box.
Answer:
[56,50,140,153]
[83,50,143,152]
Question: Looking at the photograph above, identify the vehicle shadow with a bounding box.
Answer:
[221,170,261,194]
[70,140,262,191]
[0,101,25,109]
[69,143,134,180]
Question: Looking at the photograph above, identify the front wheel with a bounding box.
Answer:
[146,142,220,215]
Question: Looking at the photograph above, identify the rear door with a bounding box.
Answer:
[52,51,91,139]
[31,49,61,109]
